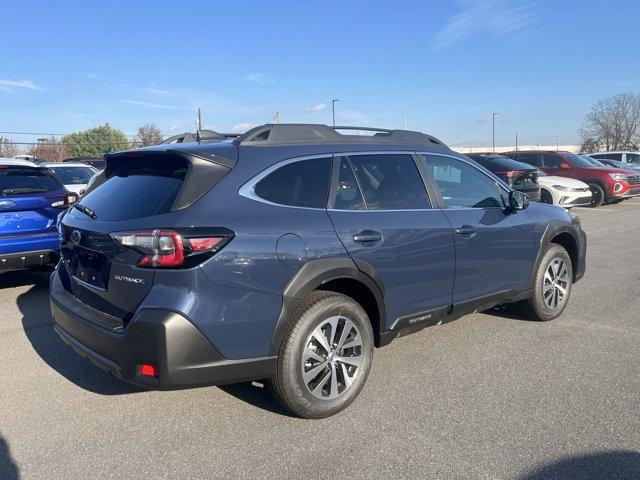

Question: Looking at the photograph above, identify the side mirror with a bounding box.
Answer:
[560,161,571,169]
[509,190,530,211]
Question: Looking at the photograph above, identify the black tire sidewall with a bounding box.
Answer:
[276,294,374,418]
[530,245,573,321]
[588,184,605,207]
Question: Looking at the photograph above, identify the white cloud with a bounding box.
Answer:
[229,122,254,133]
[0,79,46,93]
[244,73,276,84]
[168,124,181,132]
[146,85,172,95]
[304,103,327,113]
[122,99,191,110]
[83,73,104,80]
[432,0,537,50]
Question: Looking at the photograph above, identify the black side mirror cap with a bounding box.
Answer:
[509,190,530,210]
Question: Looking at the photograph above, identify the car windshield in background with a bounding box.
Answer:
[562,153,601,167]
[0,167,62,195]
[50,166,96,184]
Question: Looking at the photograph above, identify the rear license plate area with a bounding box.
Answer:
[72,247,110,289]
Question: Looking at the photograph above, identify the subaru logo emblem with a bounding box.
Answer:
[0,200,16,209]
[70,230,82,245]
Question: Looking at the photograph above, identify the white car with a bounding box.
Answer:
[46,162,98,195]
[537,171,592,208]
[588,151,640,166]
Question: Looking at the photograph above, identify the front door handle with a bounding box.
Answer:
[455,226,477,236]
[353,230,383,243]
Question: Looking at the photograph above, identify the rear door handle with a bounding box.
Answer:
[353,230,383,243]
[455,226,477,236]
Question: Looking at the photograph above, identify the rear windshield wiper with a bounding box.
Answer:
[2,188,47,195]
[73,204,97,219]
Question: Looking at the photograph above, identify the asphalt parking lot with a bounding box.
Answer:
[1,200,639,480]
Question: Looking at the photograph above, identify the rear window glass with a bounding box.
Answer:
[50,166,96,185]
[77,157,187,221]
[254,157,331,208]
[0,167,62,195]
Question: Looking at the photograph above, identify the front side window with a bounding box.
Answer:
[516,153,542,167]
[626,153,640,164]
[421,155,504,209]
[347,154,430,210]
[254,156,331,208]
[542,154,562,168]
[605,153,623,161]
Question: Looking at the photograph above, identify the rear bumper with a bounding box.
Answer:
[0,232,60,255]
[50,270,276,390]
[0,249,58,273]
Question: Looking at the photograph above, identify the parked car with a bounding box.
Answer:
[535,171,592,207]
[51,124,586,418]
[593,158,640,172]
[46,162,98,195]
[504,150,640,207]
[63,157,107,170]
[464,153,541,201]
[588,151,640,167]
[0,158,77,273]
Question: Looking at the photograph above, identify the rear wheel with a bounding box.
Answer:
[521,244,573,321]
[588,183,605,207]
[540,189,554,204]
[268,291,374,419]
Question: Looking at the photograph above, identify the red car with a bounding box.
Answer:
[504,150,640,207]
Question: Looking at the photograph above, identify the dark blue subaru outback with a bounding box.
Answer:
[50,124,586,418]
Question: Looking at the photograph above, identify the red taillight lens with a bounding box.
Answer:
[111,229,229,268]
[49,193,78,209]
[139,363,158,378]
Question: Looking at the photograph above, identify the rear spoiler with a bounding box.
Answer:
[160,130,240,145]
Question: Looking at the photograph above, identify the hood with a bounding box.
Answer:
[538,176,589,189]
[63,184,86,194]
[584,167,637,175]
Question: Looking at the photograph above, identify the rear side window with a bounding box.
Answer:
[0,167,62,195]
[78,157,188,221]
[334,157,365,210]
[254,157,331,208]
[348,154,430,210]
[517,153,542,167]
[542,154,562,168]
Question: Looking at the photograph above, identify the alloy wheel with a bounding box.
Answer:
[543,257,569,310]
[300,315,363,400]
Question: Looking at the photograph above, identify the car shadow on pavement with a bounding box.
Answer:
[520,450,640,480]
[483,303,532,322]
[0,434,20,480]
[11,271,142,396]
[219,382,296,417]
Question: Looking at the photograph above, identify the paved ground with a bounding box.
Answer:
[1,200,640,480]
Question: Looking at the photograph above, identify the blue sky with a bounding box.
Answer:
[2,0,639,147]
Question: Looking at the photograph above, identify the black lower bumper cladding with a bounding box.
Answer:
[50,274,276,389]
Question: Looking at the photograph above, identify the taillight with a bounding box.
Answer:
[111,229,231,268]
[49,193,78,209]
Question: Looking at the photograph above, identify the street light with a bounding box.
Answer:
[492,113,500,153]
[332,99,339,127]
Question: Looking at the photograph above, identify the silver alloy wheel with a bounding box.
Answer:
[543,257,569,310]
[301,315,363,400]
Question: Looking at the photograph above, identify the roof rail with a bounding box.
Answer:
[160,130,239,145]
[233,124,446,147]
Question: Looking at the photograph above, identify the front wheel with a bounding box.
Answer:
[268,291,374,418]
[588,183,605,207]
[521,244,573,321]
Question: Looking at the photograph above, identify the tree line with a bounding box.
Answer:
[0,123,164,161]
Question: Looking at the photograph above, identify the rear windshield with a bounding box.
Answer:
[50,166,96,185]
[77,157,188,221]
[0,167,62,195]
[469,155,531,171]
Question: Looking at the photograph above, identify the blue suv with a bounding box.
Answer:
[0,159,77,273]
[50,125,586,418]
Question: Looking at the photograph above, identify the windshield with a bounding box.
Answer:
[0,167,62,195]
[561,152,602,167]
[50,166,96,185]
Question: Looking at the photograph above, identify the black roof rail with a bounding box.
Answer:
[233,124,446,147]
[161,130,239,145]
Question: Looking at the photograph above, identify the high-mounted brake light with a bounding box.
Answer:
[111,229,229,268]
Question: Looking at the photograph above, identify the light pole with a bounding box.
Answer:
[492,112,500,153]
[332,99,339,127]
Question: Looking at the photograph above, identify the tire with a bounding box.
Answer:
[587,183,605,207]
[521,244,573,321]
[540,189,554,205]
[268,291,374,419]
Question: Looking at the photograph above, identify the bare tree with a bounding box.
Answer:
[0,137,20,158]
[27,137,69,162]
[579,93,640,152]
[136,123,164,147]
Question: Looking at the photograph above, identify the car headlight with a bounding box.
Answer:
[609,173,627,181]
[552,185,583,192]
